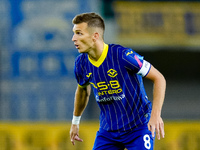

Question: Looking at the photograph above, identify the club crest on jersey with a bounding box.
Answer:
[107,69,118,78]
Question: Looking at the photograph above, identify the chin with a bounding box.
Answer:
[78,49,87,53]
[78,49,83,53]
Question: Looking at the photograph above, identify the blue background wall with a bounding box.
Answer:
[0,0,200,121]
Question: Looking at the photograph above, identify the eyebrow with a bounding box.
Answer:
[73,28,82,32]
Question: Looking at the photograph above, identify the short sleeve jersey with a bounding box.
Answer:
[74,44,152,132]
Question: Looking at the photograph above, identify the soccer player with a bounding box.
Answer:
[70,12,166,150]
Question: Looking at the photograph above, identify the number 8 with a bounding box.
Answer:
[143,134,151,149]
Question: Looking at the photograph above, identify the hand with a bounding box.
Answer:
[147,115,165,140]
[70,124,83,145]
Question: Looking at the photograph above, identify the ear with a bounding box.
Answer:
[93,32,99,42]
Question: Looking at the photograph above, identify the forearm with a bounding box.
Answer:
[145,65,166,116]
[73,85,91,116]
[151,73,166,116]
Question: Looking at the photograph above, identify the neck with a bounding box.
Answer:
[88,41,104,61]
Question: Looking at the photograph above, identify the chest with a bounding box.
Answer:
[85,56,125,93]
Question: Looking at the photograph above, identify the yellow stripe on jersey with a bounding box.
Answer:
[88,43,108,67]
[78,83,90,88]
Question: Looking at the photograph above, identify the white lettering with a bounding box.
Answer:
[96,94,125,102]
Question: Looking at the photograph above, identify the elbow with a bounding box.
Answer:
[85,85,91,97]
[80,85,91,99]
[155,72,166,86]
[155,73,166,92]
[160,73,166,87]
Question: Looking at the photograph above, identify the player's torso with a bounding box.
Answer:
[77,44,151,131]
[85,44,128,103]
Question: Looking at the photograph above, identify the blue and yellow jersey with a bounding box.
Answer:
[74,44,152,132]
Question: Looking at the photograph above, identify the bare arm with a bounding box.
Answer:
[70,84,91,145]
[145,65,166,140]
[73,84,91,116]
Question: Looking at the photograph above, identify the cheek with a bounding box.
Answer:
[81,38,93,46]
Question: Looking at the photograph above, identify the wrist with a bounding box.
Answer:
[151,110,161,117]
[72,115,81,125]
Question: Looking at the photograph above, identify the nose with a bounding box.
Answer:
[72,34,76,42]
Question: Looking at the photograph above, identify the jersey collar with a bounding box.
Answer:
[88,43,109,67]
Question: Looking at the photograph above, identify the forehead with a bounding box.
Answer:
[73,22,88,32]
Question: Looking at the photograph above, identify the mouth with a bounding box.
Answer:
[74,44,79,49]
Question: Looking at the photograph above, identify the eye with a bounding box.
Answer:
[76,31,82,35]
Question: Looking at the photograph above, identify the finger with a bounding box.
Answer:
[70,133,76,145]
[71,138,75,145]
[147,123,151,131]
[75,135,83,142]
[156,125,160,140]
[160,122,165,138]
[150,125,155,138]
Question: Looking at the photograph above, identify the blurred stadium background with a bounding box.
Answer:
[0,0,200,149]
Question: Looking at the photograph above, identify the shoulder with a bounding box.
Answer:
[109,44,127,50]
[74,53,88,74]
[75,53,87,65]
[109,44,139,57]
[109,44,135,53]
[108,44,130,56]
